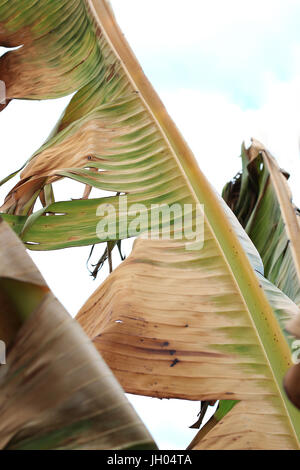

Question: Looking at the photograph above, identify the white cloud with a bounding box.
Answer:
[126,395,205,450]
[159,73,300,204]
[110,0,299,48]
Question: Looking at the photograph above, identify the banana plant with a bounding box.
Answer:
[221,138,300,419]
[190,139,300,447]
[222,139,300,306]
[0,217,155,450]
[1,0,300,450]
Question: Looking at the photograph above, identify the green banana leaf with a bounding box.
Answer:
[222,139,300,306]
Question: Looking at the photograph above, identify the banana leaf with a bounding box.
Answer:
[1,1,300,449]
[0,217,155,450]
[284,311,300,410]
[222,139,300,306]
[205,138,300,444]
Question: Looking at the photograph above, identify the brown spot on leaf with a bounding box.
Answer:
[170,358,180,367]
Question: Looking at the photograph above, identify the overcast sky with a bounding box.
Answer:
[1,0,300,449]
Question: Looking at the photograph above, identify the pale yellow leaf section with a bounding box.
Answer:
[77,236,299,449]
[192,400,297,450]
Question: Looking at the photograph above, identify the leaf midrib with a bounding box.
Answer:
[86,0,300,443]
